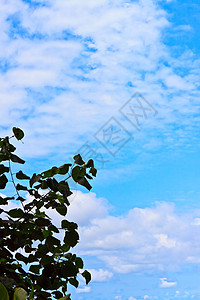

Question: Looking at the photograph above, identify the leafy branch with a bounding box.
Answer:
[0,127,97,300]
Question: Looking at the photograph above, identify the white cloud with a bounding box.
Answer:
[73,199,200,274]
[129,297,137,300]
[159,278,177,288]
[2,191,200,275]
[88,268,113,282]
[76,286,91,293]
[144,295,150,299]
[1,0,197,164]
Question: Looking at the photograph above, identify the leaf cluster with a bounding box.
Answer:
[0,128,97,299]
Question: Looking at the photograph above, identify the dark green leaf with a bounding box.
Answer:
[0,196,8,205]
[46,236,60,247]
[42,167,58,178]
[41,255,54,266]
[8,208,23,218]
[47,178,59,192]
[30,173,42,188]
[0,153,9,162]
[57,295,71,300]
[89,167,97,177]
[69,278,79,288]
[82,270,91,284]
[73,154,85,165]
[75,257,84,269]
[78,177,92,191]
[12,127,24,141]
[61,220,78,230]
[60,261,77,277]
[16,184,27,191]
[10,154,25,164]
[35,218,51,227]
[29,264,40,274]
[85,159,94,168]
[56,204,67,216]
[40,180,48,189]
[15,253,28,264]
[58,164,71,175]
[16,196,26,202]
[16,171,30,180]
[0,174,8,189]
[0,164,9,175]
[85,173,93,180]
[64,230,79,247]
[71,166,80,182]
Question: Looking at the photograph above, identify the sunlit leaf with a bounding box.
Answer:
[13,287,28,300]
[0,282,9,300]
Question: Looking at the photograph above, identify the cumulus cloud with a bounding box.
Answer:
[159,278,177,288]
[2,190,200,275]
[88,268,113,282]
[74,198,200,274]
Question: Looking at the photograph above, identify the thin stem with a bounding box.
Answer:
[8,159,25,210]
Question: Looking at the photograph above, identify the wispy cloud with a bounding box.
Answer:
[159,278,177,288]
[1,0,198,164]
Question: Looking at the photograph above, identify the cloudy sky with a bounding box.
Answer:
[1,0,200,299]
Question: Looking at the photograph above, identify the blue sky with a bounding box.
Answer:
[1,0,200,299]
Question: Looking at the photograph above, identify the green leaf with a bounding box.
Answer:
[58,164,71,175]
[16,171,30,180]
[0,282,9,300]
[71,166,80,182]
[57,295,71,300]
[15,253,28,264]
[16,184,27,191]
[8,208,23,218]
[69,278,79,288]
[60,261,77,277]
[46,236,60,247]
[42,166,58,178]
[89,167,97,177]
[30,173,42,188]
[78,177,92,191]
[0,153,9,162]
[75,257,84,269]
[0,164,9,175]
[85,173,93,180]
[13,287,28,300]
[10,154,25,164]
[56,204,67,216]
[82,270,91,284]
[12,127,24,141]
[73,154,85,165]
[46,178,59,192]
[29,264,40,274]
[64,230,79,247]
[35,218,51,227]
[16,196,26,202]
[61,220,78,230]
[85,159,94,168]
[0,174,8,189]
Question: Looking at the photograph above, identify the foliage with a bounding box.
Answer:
[0,128,97,299]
